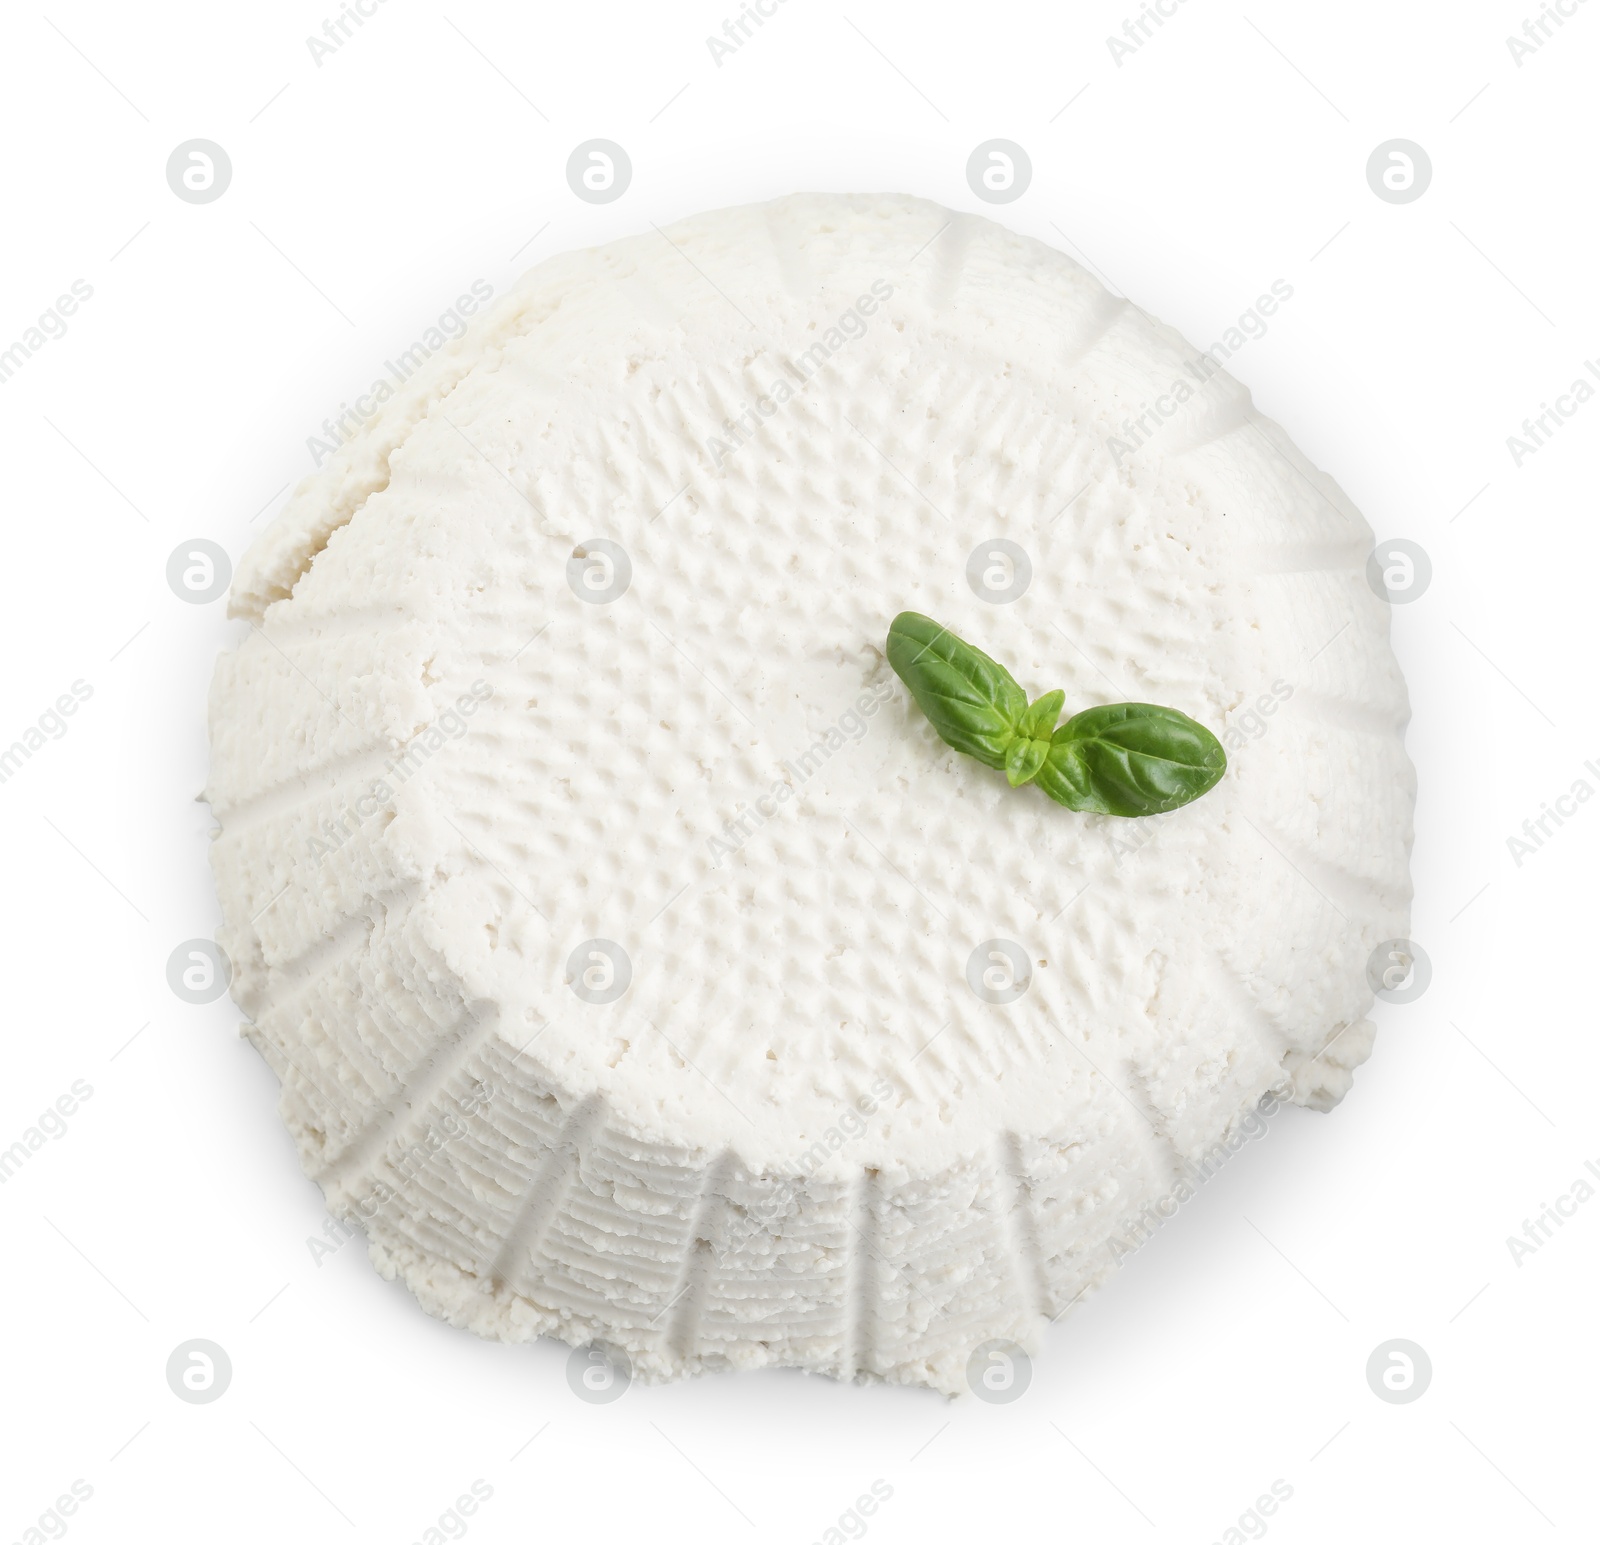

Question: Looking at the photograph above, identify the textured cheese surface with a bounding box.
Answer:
[207,193,1414,1395]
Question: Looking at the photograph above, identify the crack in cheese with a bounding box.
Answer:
[206,193,1414,1395]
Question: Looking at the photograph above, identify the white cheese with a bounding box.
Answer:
[207,193,1414,1395]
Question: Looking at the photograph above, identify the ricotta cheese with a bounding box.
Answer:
[206,193,1414,1395]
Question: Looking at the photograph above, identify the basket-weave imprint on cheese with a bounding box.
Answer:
[206,193,1413,1396]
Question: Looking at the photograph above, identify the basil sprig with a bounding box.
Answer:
[886,612,1226,817]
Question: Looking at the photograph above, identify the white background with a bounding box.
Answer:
[1,1,1595,1540]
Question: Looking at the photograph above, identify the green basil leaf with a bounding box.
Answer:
[887,614,1225,820]
[886,612,1026,770]
[1004,735,1051,788]
[1038,702,1226,817]
[1018,689,1065,742]
[1033,739,1102,811]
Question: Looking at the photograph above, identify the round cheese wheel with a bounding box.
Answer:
[208,193,1414,1395]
